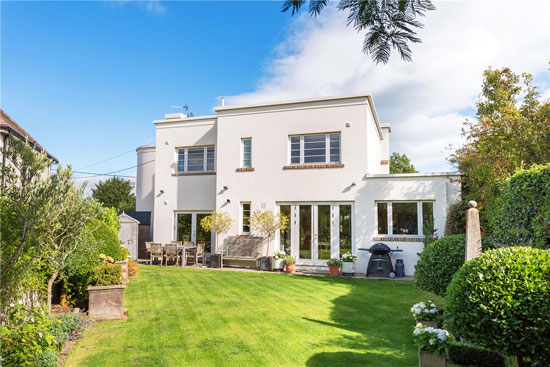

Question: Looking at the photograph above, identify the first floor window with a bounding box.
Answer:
[376,201,434,236]
[242,203,251,233]
[177,146,215,173]
[242,138,252,167]
[289,133,341,165]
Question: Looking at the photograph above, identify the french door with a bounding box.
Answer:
[174,212,213,253]
[278,203,353,265]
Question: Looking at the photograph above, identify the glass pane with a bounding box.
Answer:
[177,213,192,242]
[392,203,418,235]
[422,202,434,232]
[196,213,212,253]
[299,205,312,259]
[207,147,215,171]
[317,205,331,260]
[290,136,300,164]
[242,140,251,167]
[280,205,291,255]
[187,148,205,172]
[304,135,326,163]
[177,149,185,172]
[242,203,251,233]
[339,205,352,255]
[330,134,340,162]
[377,203,388,234]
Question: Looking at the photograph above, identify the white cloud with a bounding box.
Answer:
[227,0,549,172]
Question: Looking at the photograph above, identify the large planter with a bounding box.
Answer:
[259,256,272,271]
[87,285,125,320]
[418,348,446,367]
[341,261,355,275]
[115,260,129,284]
[328,265,340,276]
[285,263,296,274]
[272,258,284,271]
[210,253,223,268]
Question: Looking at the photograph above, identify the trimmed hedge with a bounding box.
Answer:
[486,163,550,249]
[447,341,505,367]
[445,247,550,363]
[89,263,122,286]
[414,234,492,296]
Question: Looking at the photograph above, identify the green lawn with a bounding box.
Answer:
[65,266,435,367]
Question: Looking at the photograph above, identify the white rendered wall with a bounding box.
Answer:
[136,145,156,212]
[152,117,217,243]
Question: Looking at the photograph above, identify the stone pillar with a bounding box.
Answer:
[465,201,482,261]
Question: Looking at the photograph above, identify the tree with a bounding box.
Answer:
[200,211,233,253]
[91,177,136,212]
[250,210,289,256]
[449,67,550,210]
[389,152,418,173]
[281,0,435,64]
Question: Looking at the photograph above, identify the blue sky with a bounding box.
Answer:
[2,0,549,186]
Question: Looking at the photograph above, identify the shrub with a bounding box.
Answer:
[414,234,492,296]
[447,341,505,367]
[283,255,296,265]
[36,349,58,367]
[444,201,467,235]
[445,247,550,364]
[128,259,139,278]
[486,163,550,249]
[273,250,286,260]
[327,258,342,266]
[49,312,87,346]
[89,263,122,286]
[122,247,131,259]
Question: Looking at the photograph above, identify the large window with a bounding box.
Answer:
[177,146,215,173]
[339,205,352,255]
[289,133,341,164]
[242,138,252,168]
[241,202,251,233]
[376,201,434,236]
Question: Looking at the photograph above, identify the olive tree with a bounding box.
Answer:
[250,210,288,256]
[200,211,233,253]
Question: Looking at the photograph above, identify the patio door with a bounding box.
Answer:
[279,203,353,266]
[175,212,213,253]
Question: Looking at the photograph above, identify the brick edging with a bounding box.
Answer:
[373,236,424,243]
[172,172,216,176]
[283,163,344,170]
[236,167,255,172]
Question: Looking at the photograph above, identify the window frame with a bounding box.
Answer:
[241,138,252,168]
[375,201,435,237]
[288,132,341,165]
[176,146,215,173]
[241,202,251,234]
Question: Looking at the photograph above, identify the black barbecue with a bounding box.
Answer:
[359,243,403,277]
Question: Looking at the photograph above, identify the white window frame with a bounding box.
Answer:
[288,132,341,165]
[375,201,435,237]
[176,146,215,173]
[240,202,251,234]
[241,138,252,168]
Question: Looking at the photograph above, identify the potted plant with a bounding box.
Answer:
[413,323,450,367]
[411,301,442,328]
[272,250,286,271]
[327,258,341,276]
[87,254,125,320]
[340,253,356,275]
[283,255,296,273]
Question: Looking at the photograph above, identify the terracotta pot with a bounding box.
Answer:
[285,263,296,273]
[418,348,446,367]
[328,265,340,276]
[87,284,125,320]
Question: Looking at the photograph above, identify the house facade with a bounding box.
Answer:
[136,94,460,275]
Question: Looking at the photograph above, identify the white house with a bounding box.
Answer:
[136,94,460,276]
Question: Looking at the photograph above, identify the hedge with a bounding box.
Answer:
[447,341,505,367]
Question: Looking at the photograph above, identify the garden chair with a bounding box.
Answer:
[185,246,197,266]
[164,243,179,267]
[149,243,163,266]
[195,242,206,267]
[145,241,154,262]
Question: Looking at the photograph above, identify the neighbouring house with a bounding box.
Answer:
[1,109,59,182]
[117,211,152,261]
[135,94,460,275]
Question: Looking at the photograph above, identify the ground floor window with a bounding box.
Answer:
[241,202,251,233]
[376,201,434,236]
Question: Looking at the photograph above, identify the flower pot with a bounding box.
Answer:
[285,263,296,273]
[87,284,125,320]
[418,348,446,367]
[341,261,355,275]
[328,265,340,276]
[272,258,284,271]
[259,256,271,271]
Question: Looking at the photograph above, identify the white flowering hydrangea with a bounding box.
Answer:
[410,300,439,321]
[341,253,357,262]
[413,323,450,354]
[274,251,287,260]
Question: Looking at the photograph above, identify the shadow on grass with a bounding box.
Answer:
[301,276,421,367]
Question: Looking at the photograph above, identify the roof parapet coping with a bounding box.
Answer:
[365,172,462,178]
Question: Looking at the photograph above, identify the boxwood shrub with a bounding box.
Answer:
[447,341,505,367]
[414,234,492,296]
[89,263,122,286]
[445,247,550,364]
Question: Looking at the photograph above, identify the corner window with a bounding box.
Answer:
[242,138,252,168]
[289,133,341,165]
[241,202,251,233]
[177,146,215,173]
[376,201,435,236]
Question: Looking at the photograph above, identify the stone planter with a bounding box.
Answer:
[418,348,446,367]
[210,253,223,268]
[272,258,284,271]
[328,265,340,276]
[419,320,438,328]
[285,263,296,274]
[115,260,129,284]
[341,261,355,275]
[87,284,125,320]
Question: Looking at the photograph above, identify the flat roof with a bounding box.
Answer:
[365,172,462,178]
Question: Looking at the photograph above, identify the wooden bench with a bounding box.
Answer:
[223,235,265,269]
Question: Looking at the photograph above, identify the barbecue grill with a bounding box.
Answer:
[359,243,403,277]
